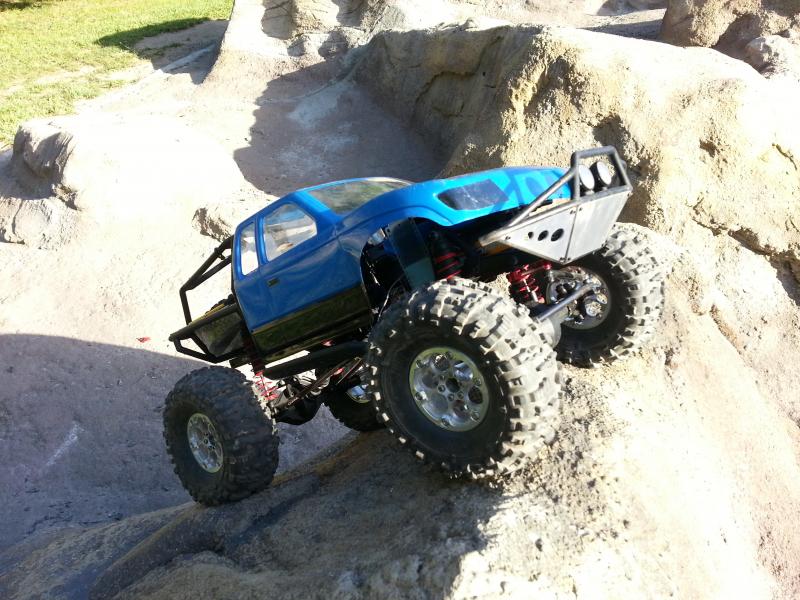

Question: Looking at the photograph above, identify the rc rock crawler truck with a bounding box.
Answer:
[165,146,664,504]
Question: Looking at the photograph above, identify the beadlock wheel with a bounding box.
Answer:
[163,366,279,505]
[407,346,490,432]
[555,225,665,367]
[366,278,562,479]
[186,413,223,473]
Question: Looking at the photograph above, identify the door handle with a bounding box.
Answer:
[268,277,280,287]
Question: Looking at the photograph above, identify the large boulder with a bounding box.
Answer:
[661,0,800,56]
[10,115,250,222]
[354,23,800,280]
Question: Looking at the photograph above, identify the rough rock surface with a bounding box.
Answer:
[354,24,800,281]
[745,29,800,80]
[661,0,800,56]
[192,197,276,241]
[2,304,798,599]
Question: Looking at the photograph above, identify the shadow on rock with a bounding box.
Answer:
[0,333,350,555]
[0,334,204,551]
[232,55,441,198]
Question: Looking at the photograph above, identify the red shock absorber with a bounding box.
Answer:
[254,371,282,403]
[507,260,552,305]
[429,231,465,280]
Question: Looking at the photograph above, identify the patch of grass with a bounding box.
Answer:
[0,0,232,147]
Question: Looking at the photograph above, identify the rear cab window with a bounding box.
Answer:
[306,178,409,214]
[262,203,317,260]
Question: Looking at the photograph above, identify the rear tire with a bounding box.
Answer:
[324,387,384,432]
[164,366,279,505]
[556,225,664,367]
[365,278,562,479]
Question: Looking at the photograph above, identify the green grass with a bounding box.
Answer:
[0,0,232,147]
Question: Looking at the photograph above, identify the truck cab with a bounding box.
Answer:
[232,180,410,362]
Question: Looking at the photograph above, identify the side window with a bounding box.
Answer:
[239,223,259,276]
[262,204,317,260]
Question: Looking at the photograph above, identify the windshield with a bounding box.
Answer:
[307,178,410,214]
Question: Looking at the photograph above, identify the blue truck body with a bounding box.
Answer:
[233,166,569,335]
[169,146,632,367]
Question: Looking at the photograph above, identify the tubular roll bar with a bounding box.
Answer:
[177,236,233,326]
[507,146,631,228]
[168,236,241,363]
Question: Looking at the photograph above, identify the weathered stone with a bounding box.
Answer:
[661,0,800,57]
[745,31,800,81]
[355,23,800,278]
[11,115,249,220]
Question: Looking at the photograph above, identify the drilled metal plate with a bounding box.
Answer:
[566,192,628,261]
[480,191,629,263]
[489,203,575,262]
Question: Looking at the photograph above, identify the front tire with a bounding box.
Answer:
[365,279,562,479]
[556,225,665,367]
[164,366,279,505]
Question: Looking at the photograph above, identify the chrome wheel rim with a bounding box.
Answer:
[408,346,490,432]
[554,267,612,330]
[186,413,223,473]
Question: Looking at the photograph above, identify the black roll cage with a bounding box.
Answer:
[168,236,245,363]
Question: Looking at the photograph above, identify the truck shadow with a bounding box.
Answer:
[0,334,203,552]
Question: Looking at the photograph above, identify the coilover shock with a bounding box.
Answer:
[507,261,552,305]
[429,231,465,280]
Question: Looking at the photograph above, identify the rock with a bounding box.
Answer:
[745,31,800,82]
[354,23,800,281]
[11,115,250,220]
[262,0,461,41]
[4,333,800,599]
[661,0,800,58]
[0,197,77,248]
[262,0,341,39]
[192,197,275,241]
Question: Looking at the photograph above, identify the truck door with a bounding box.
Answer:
[234,219,273,330]
[250,202,371,357]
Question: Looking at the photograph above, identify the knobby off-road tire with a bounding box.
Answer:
[365,278,562,479]
[324,389,384,432]
[557,225,665,367]
[164,366,279,505]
